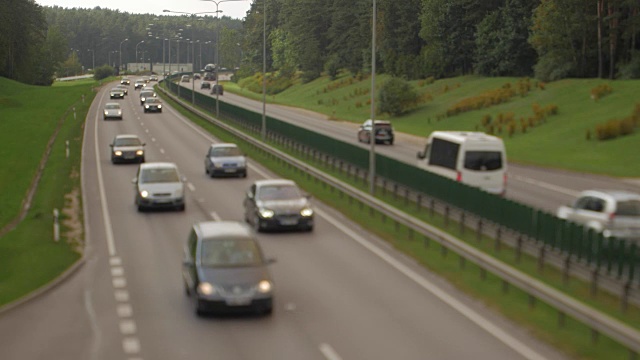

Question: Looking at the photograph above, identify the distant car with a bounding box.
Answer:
[243,179,314,232]
[211,84,224,95]
[182,221,275,316]
[150,74,159,81]
[193,73,201,80]
[203,63,216,72]
[109,87,125,99]
[204,143,247,178]
[142,75,151,83]
[557,190,640,240]
[133,162,185,212]
[103,102,123,120]
[181,75,190,83]
[120,77,130,85]
[116,84,128,95]
[110,134,145,164]
[203,72,216,81]
[200,81,211,89]
[139,90,157,105]
[143,97,163,113]
[134,80,145,90]
[357,119,394,145]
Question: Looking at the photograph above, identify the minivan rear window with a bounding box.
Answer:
[464,151,503,171]
[615,200,640,216]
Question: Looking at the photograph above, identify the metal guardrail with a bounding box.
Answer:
[159,86,640,356]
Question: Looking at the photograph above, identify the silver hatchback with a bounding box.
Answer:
[133,162,185,212]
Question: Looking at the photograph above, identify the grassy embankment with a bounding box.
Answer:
[0,77,96,306]
[167,74,640,359]
[227,73,640,177]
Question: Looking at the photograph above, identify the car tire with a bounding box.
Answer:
[137,205,145,212]
[177,204,186,212]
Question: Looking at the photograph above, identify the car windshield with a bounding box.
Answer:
[114,137,141,146]
[146,98,160,103]
[105,104,120,109]
[615,200,640,216]
[257,184,301,201]
[140,92,155,97]
[140,168,179,183]
[464,151,503,171]
[211,147,242,157]
[200,238,262,267]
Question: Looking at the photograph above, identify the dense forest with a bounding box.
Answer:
[1,0,640,86]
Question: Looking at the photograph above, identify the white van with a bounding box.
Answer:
[416,131,507,195]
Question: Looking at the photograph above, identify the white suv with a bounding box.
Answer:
[557,190,640,240]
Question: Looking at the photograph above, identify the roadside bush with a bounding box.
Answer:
[93,65,114,80]
[590,83,613,100]
[378,77,419,116]
[592,102,639,140]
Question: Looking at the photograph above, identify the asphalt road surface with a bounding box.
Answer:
[0,81,567,360]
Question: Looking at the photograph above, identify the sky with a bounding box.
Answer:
[35,0,254,20]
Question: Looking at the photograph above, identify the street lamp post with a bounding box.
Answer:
[368,0,377,194]
[87,49,95,71]
[262,0,266,140]
[135,40,144,73]
[119,38,128,73]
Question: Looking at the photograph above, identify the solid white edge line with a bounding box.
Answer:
[315,207,548,360]
[319,343,342,360]
[509,174,579,197]
[165,98,546,359]
[94,90,118,256]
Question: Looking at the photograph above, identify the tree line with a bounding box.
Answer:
[242,0,640,82]
[1,0,639,86]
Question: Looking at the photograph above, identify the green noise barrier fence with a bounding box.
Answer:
[166,80,638,286]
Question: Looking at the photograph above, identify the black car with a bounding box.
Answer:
[201,81,211,89]
[143,98,163,113]
[110,134,145,164]
[139,90,157,105]
[203,72,216,81]
[182,221,275,316]
[211,84,224,95]
[243,179,314,232]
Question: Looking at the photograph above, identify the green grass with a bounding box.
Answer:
[229,73,640,177]
[161,90,638,359]
[0,77,95,306]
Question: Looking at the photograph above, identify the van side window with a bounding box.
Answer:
[464,151,503,171]
[428,138,459,170]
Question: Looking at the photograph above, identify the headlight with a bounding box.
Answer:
[117,111,122,115]
[212,161,223,169]
[136,150,144,156]
[157,104,162,108]
[140,190,149,198]
[198,282,215,295]
[300,208,314,217]
[104,110,108,115]
[257,280,272,293]
[141,97,146,101]
[144,105,149,109]
[259,208,275,218]
[114,150,123,156]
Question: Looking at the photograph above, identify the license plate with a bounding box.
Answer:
[280,218,298,226]
[226,297,251,306]
[224,169,237,173]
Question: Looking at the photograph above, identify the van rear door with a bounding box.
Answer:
[461,150,505,194]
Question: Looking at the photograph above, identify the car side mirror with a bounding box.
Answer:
[182,259,194,267]
[247,192,254,199]
[132,177,137,184]
[110,144,114,147]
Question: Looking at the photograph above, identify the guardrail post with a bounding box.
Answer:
[516,235,523,263]
[459,212,465,235]
[502,280,509,294]
[393,184,398,200]
[480,267,486,281]
[590,269,599,298]
[423,235,430,248]
[563,256,571,286]
[622,281,631,313]
[538,247,546,273]
[558,311,566,328]
[459,255,466,269]
[416,194,422,211]
[494,226,502,251]
[430,199,435,217]
[591,329,599,344]
[528,294,536,309]
[382,179,387,195]
[476,219,483,242]
[444,206,450,228]
[441,243,448,258]
[404,188,410,206]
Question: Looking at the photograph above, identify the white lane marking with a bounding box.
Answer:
[319,343,342,360]
[119,320,137,335]
[315,207,548,360]
[151,137,156,142]
[187,182,196,192]
[114,290,130,302]
[284,303,296,312]
[110,257,122,266]
[122,337,141,354]
[112,277,127,289]
[210,212,221,221]
[84,290,102,360]
[111,267,124,277]
[117,304,133,318]
[509,173,579,197]
[145,129,149,133]
[93,93,118,256]
[160,149,165,154]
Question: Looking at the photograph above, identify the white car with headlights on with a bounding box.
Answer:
[243,179,314,232]
[133,162,185,212]
[143,97,163,113]
[182,221,275,316]
[103,102,122,120]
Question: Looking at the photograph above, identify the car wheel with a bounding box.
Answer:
[305,225,314,232]
[137,205,145,212]
[177,204,186,212]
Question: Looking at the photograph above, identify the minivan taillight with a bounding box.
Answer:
[456,171,462,182]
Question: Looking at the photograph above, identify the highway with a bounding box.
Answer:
[186,77,640,214]
[0,81,566,360]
